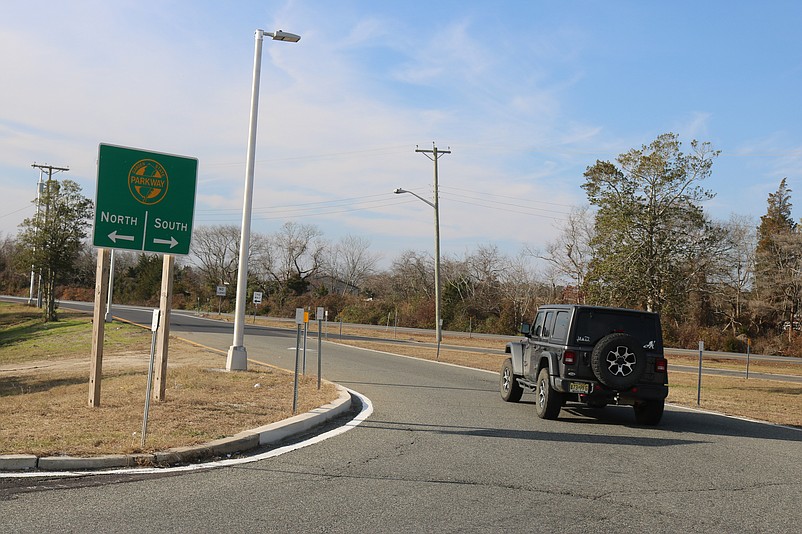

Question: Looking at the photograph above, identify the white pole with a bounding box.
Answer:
[141,309,161,447]
[28,170,44,305]
[227,29,265,371]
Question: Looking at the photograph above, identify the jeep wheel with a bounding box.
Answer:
[633,399,664,425]
[535,367,562,420]
[500,358,523,402]
[591,332,646,389]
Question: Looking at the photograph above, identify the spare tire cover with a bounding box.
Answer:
[590,332,646,389]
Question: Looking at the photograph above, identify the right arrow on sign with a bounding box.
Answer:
[108,230,135,243]
[153,236,179,248]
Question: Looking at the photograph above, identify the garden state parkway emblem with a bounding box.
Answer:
[128,159,168,205]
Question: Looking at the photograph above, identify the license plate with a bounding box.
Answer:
[569,382,590,394]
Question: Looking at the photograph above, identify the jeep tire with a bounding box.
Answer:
[535,367,562,420]
[633,399,665,425]
[591,332,646,389]
[500,358,524,402]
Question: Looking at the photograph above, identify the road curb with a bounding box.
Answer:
[0,386,352,473]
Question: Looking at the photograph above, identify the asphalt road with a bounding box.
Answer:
[2,300,802,532]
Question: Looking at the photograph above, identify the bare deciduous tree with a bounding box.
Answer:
[499,251,543,329]
[266,222,325,299]
[190,225,242,291]
[389,250,433,301]
[326,235,382,295]
[531,206,595,302]
[711,214,756,331]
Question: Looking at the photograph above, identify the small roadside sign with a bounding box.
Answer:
[216,285,227,297]
[253,291,263,304]
[93,143,198,255]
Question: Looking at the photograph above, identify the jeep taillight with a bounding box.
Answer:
[564,351,576,365]
[655,358,667,373]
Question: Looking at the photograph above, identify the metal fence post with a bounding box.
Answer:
[697,340,704,406]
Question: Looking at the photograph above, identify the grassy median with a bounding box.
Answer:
[0,303,337,457]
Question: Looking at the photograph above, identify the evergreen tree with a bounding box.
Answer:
[581,133,719,316]
[753,178,801,334]
[15,179,93,321]
[756,178,795,245]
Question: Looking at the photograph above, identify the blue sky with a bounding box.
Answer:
[2,1,801,268]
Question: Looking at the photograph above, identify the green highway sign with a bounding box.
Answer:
[93,144,198,255]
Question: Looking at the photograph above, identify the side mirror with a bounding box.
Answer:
[520,322,531,336]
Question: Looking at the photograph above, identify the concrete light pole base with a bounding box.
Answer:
[226,346,248,371]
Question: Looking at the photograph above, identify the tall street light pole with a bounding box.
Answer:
[394,143,450,359]
[227,28,301,371]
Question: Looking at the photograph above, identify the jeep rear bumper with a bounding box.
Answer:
[553,377,668,402]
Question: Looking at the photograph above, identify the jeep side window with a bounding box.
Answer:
[551,311,570,343]
[542,311,555,338]
[532,311,546,337]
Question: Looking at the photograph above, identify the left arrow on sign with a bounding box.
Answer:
[108,230,135,243]
[153,236,179,248]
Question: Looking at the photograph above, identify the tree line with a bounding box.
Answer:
[3,132,801,355]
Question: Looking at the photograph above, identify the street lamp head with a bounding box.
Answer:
[269,29,301,42]
[393,188,407,194]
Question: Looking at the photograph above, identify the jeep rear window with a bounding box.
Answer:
[573,310,662,349]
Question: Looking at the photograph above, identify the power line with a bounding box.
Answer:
[440,185,576,209]
[202,144,411,168]
[193,186,572,224]
[445,196,569,222]
[195,197,407,220]
[194,196,419,223]
[0,205,33,220]
[440,189,574,216]
[194,192,394,214]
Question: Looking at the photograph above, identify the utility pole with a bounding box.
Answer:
[30,163,69,309]
[30,164,70,213]
[31,163,70,181]
[415,143,450,358]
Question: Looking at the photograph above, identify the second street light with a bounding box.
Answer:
[227,29,301,371]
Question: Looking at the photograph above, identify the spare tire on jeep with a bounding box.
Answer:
[591,332,646,389]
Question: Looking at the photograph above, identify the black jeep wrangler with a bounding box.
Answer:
[500,304,669,425]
